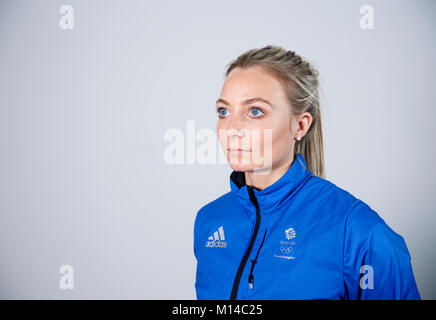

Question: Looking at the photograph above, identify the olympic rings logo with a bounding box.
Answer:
[280,246,293,254]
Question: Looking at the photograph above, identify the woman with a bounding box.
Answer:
[193,45,420,300]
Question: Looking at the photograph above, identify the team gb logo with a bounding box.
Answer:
[285,227,296,240]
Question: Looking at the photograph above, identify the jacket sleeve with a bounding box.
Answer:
[343,201,421,300]
[193,208,202,261]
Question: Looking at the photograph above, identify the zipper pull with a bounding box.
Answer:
[248,274,254,289]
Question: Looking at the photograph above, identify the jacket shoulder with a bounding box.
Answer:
[196,191,234,219]
[195,191,234,224]
[308,176,406,251]
[304,175,364,216]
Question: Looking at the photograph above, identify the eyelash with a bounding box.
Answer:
[216,106,265,119]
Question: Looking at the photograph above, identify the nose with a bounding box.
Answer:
[227,117,247,138]
[227,127,246,138]
[226,122,251,151]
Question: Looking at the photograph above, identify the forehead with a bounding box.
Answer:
[219,66,287,104]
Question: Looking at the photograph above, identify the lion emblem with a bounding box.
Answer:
[285,227,296,240]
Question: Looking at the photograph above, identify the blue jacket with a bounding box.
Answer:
[194,153,421,300]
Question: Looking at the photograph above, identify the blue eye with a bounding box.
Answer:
[249,107,264,118]
[216,107,229,118]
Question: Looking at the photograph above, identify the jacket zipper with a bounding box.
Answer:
[248,228,267,290]
[230,185,262,300]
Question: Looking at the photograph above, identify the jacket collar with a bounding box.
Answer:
[229,153,313,215]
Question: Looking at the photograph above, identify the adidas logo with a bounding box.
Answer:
[205,226,228,248]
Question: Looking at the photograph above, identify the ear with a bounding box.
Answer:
[295,112,313,139]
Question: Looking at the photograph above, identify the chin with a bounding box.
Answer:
[228,162,254,172]
[229,162,273,176]
[227,158,271,173]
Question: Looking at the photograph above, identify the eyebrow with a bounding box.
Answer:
[216,97,274,108]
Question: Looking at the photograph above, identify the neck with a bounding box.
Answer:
[245,153,295,191]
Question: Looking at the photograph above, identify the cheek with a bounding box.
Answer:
[271,130,291,154]
[253,122,292,158]
[272,123,293,158]
[250,119,288,146]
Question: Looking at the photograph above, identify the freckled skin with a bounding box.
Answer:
[216,66,312,190]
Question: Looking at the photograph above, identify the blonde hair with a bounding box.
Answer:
[224,45,325,178]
